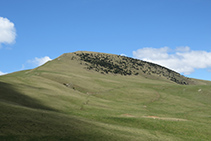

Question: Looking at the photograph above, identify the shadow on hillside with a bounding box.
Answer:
[0,81,56,111]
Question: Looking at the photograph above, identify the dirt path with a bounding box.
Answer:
[142,116,188,121]
[121,114,188,121]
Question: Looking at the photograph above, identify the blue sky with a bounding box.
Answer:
[0,0,211,80]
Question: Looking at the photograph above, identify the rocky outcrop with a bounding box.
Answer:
[70,51,192,85]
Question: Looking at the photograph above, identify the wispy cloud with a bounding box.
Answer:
[133,46,211,75]
[0,71,7,76]
[0,17,16,46]
[28,56,52,67]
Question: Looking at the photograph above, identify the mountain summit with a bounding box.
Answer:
[56,51,193,85]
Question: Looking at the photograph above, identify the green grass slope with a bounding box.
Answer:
[0,51,211,140]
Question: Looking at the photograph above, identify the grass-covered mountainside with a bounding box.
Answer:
[0,51,211,140]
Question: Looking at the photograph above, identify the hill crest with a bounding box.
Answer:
[59,51,193,85]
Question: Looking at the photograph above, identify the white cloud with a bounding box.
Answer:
[28,56,52,67]
[0,17,16,46]
[133,47,211,75]
[0,71,7,76]
[120,54,127,56]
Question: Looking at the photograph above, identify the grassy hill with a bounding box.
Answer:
[0,51,211,140]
